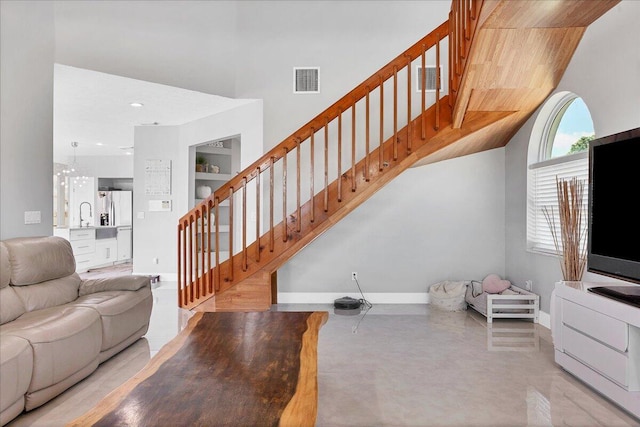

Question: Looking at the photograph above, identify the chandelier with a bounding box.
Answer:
[57,141,90,188]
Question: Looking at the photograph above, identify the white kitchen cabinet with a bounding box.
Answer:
[54,226,127,272]
[94,238,118,267]
[117,226,132,260]
[54,227,96,272]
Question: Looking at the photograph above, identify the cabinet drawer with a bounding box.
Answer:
[70,228,95,241]
[71,239,95,255]
[563,299,628,352]
[563,325,628,387]
[74,253,94,271]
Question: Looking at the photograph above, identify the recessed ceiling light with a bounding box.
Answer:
[96,142,104,146]
[130,102,144,107]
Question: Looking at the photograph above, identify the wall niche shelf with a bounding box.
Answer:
[190,136,240,260]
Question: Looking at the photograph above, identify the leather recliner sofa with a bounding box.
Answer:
[0,236,153,426]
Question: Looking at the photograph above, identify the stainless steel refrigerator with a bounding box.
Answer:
[97,191,132,226]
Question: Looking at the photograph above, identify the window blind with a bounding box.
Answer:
[527,154,589,254]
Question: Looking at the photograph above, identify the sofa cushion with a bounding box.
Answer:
[0,305,102,397]
[0,335,32,421]
[0,286,26,325]
[12,274,82,313]
[79,275,151,297]
[74,287,153,353]
[3,236,75,286]
[0,242,10,289]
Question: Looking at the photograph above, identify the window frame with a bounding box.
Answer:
[526,91,593,256]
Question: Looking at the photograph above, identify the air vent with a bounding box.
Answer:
[416,66,441,92]
[293,67,320,94]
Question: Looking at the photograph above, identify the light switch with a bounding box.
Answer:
[137,211,145,219]
[24,211,41,224]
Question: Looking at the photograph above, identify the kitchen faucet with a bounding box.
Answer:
[79,202,92,227]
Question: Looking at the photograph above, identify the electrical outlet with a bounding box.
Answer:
[525,280,533,291]
[153,257,159,265]
[351,272,358,281]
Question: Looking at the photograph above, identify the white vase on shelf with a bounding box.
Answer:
[196,185,212,199]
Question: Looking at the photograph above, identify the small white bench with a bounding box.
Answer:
[466,284,539,324]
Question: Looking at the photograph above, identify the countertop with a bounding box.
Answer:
[55,225,129,230]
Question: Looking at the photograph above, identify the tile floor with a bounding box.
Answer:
[7,283,639,426]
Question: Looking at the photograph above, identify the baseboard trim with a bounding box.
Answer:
[538,310,550,329]
[277,292,429,304]
[134,272,177,285]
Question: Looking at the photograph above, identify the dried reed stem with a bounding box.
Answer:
[543,177,587,281]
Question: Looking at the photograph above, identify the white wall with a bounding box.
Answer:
[0,1,55,239]
[235,1,451,150]
[133,101,262,278]
[54,0,237,97]
[233,1,471,297]
[279,148,506,296]
[505,1,640,312]
[133,125,180,278]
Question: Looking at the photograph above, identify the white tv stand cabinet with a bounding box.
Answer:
[551,281,640,419]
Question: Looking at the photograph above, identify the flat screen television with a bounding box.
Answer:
[587,126,640,284]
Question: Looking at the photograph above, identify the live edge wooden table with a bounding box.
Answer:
[68,311,328,427]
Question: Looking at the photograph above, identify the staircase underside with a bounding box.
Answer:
[415,0,619,166]
[192,0,619,311]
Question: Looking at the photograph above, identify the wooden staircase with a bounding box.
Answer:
[177,0,619,311]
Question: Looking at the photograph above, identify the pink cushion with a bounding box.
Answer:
[482,274,511,294]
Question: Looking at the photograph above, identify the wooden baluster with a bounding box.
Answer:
[296,138,301,232]
[269,156,275,252]
[461,0,466,55]
[206,201,212,294]
[282,148,288,242]
[337,109,342,202]
[471,0,477,20]
[379,75,384,171]
[209,201,216,294]
[393,66,398,161]
[184,219,189,303]
[464,0,470,41]
[177,224,182,306]
[215,197,220,291]
[455,2,461,77]
[188,216,193,303]
[310,128,315,222]
[449,10,454,108]
[324,121,329,212]
[365,88,370,182]
[458,1,464,66]
[182,222,188,304]
[202,206,207,295]
[436,35,441,131]
[421,45,426,140]
[198,209,203,299]
[255,167,261,262]
[351,101,356,192]
[228,187,234,281]
[407,55,412,154]
[242,177,247,272]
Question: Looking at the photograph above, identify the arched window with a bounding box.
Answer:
[527,92,594,254]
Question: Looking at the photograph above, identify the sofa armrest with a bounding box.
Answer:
[79,275,151,296]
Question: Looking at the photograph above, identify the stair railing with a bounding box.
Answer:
[178,0,483,309]
[450,0,483,124]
